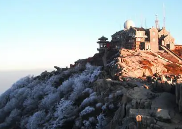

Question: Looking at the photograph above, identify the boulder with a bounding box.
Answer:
[151,92,176,110]
[127,87,155,100]
[155,109,171,122]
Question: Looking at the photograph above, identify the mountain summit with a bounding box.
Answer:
[0,49,182,129]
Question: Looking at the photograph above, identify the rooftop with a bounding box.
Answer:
[98,36,108,41]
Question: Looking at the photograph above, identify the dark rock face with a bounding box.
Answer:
[176,83,182,112]
[0,49,182,129]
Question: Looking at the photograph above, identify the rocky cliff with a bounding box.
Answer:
[0,49,182,129]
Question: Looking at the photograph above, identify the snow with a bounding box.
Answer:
[102,103,107,111]
[83,120,91,127]
[39,92,60,109]
[82,88,93,94]
[55,99,76,118]
[26,111,46,129]
[96,114,107,129]
[109,103,114,109]
[80,92,97,108]
[96,103,103,108]
[80,106,95,117]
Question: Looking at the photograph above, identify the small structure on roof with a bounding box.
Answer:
[97,36,110,52]
[124,20,135,30]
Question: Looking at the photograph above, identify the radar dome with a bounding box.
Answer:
[124,20,135,29]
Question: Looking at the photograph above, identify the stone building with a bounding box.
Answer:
[125,27,147,50]
[158,27,175,50]
[97,20,176,52]
[145,27,159,52]
[111,25,148,50]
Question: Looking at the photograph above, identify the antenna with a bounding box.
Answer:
[163,3,166,28]
[155,14,159,29]
[145,18,147,29]
[134,14,137,27]
[140,15,143,28]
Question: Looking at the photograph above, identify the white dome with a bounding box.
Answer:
[124,20,135,30]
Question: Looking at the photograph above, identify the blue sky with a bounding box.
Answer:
[0,0,182,71]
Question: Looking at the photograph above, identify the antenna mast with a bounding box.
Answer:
[155,14,159,29]
[163,3,166,28]
[140,15,144,28]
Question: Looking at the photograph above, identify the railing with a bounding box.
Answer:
[160,45,182,63]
